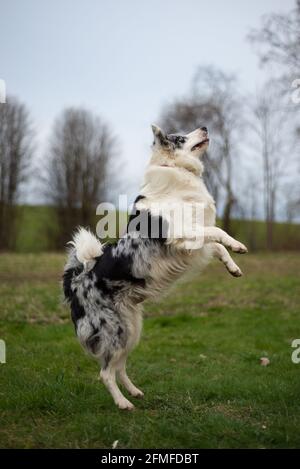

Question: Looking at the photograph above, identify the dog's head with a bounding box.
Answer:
[150,124,209,174]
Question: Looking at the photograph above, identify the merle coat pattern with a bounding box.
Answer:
[63,125,247,410]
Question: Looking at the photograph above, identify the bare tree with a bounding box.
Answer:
[248,0,300,74]
[160,66,244,234]
[46,108,118,247]
[248,0,300,131]
[249,0,300,245]
[250,82,291,249]
[284,127,300,224]
[0,96,33,249]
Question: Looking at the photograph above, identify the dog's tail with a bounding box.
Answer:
[63,227,104,302]
[68,227,104,266]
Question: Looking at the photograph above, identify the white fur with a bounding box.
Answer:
[139,125,247,275]
[65,125,247,410]
[69,227,104,268]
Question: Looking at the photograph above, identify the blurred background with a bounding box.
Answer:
[0,0,299,252]
[1,1,300,449]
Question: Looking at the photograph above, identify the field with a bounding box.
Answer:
[12,205,300,252]
[0,252,300,448]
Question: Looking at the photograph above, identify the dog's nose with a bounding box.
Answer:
[201,126,208,133]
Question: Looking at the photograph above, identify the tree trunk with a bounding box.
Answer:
[266,218,273,250]
[222,193,235,235]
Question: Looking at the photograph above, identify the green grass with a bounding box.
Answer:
[0,252,300,448]
[10,205,300,252]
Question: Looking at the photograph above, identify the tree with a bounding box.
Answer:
[0,96,33,249]
[160,66,244,234]
[248,0,300,242]
[250,81,291,249]
[46,108,117,247]
[248,0,300,75]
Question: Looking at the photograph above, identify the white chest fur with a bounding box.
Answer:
[140,165,216,229]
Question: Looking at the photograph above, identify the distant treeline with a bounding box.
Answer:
[7,205,300,253]
[1,2,300,252]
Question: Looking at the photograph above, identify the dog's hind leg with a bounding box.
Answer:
[116,354,144,399]
[100,354,135,410]
[211,242,243,277]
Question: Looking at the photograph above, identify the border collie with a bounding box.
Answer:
[63,125,247,410]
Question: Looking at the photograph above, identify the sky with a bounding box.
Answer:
[0,0,296,204]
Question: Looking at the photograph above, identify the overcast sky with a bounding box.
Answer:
[0,0,295,204]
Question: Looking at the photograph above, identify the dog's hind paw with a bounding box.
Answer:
[117,398,135,411]
[132,389,144,399]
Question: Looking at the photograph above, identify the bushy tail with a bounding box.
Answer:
[68,227,104,266]
[63,228,104,302]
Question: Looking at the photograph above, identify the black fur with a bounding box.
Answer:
[62,202,169,365]
[167,134,187,148]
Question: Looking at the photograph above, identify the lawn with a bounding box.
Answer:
[10,205,300,252]
[0,252,300,448]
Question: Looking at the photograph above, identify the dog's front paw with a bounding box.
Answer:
[231,241,248,254]
[225,260,243,277]
[230,266,243,277]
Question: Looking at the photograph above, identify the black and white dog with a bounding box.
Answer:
[63,125,247,410]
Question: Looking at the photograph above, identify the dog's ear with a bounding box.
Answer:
[151,124,169,148]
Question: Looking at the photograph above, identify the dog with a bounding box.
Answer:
[63,125,247,410]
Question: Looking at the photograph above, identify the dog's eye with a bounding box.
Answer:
[175,137,185,145]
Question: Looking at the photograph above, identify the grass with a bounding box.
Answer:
[14,206,60,253]
[11,204,300,252]
[0,252,300,448]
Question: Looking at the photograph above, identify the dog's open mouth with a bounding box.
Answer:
[191,139,210,151]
